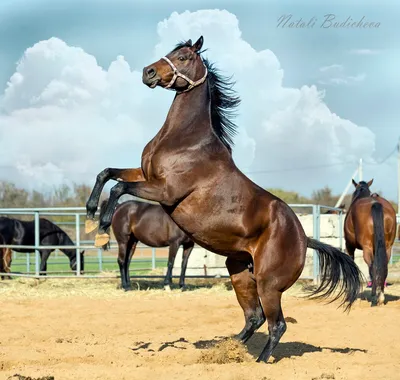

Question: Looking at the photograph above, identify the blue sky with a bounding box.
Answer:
[0,0,399,200]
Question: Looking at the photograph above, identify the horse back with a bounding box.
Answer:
[112,200,189,247]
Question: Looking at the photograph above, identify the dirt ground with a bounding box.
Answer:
[0,278,399,380]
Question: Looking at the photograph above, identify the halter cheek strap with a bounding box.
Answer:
[161,56,208,93]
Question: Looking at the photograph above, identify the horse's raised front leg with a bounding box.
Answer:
[94,181,167,247]
[85,168,145,233]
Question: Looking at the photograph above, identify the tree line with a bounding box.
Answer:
[0,181,397,217]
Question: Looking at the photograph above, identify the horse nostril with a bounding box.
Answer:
[146,67,156,78]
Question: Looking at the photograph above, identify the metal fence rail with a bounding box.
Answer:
[1,205,398,281]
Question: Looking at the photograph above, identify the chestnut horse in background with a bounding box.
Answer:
[85,36,363,363]
[0,234,12,280]
[344,179,397,306]
[99,199,194,291]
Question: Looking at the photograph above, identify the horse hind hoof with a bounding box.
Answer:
[377,293,385,306]
[85,219,99,234]
[94,233,110,247]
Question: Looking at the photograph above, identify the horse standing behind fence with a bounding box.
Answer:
[344,180,397,306]
[84,36,363,363]
[0,216,85,276]
[99,199,194,291]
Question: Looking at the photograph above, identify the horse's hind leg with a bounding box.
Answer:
[179,242,194,290]
[226,256,265,343]
[375,248,391,306]
[117,236,137,291]
[39,250,51,276]
[253,243,304,363]
[164,242,179,291]
[124,238,137,290]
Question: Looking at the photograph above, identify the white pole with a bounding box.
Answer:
[335,167,359,208]
[397,137,400,214]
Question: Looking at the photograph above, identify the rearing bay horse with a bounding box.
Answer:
[85,36,363,363]
[344,179,397,306]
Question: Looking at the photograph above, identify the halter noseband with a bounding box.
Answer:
[161,56,208,93]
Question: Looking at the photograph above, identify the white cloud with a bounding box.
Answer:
[0,10,377,197]
[318,64,366,86]
[348,49,381,55]
[319,64,343,72]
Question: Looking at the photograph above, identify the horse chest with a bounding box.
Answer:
[141,145,167,180]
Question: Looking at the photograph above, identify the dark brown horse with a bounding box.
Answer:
[85,37,363,363]
[344,179,397,306]
[99,199,194,291]
[0,216,84,275]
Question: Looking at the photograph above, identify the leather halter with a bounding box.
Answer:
[161,56,208,93]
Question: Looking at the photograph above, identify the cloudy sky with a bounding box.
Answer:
[0,0,399,201]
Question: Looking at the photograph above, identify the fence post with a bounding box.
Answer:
[98,249,103,272]
[34,212,40,276]
[152,247,156,270]
[338,210,343,251]
[312,205,321,285]
[75,213,81,276]
[26,252,30,273]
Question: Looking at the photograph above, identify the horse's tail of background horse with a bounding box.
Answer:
[307,237,364,311]
[371,202,387,290]
[99,199,111,251]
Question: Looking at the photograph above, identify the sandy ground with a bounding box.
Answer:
[0,278,399,380]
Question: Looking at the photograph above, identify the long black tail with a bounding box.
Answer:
[307,237,364,311]
[371,202,387,289]
[99,199,111,251]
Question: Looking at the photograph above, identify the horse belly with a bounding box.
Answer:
[167,204,250,255]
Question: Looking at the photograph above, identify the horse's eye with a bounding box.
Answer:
[178,56,185,61]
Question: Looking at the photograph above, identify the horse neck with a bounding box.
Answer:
[160,82,214,145]
[58,232,75,259]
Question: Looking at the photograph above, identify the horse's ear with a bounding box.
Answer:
[186,39,192,46]
[191,36,204,53]
[80,250,85,255]
[367,178,373,187]
[352,179,358,187]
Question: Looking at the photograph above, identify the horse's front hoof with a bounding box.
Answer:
[85,219,99,234]
[164,284,172,292]
[94,233,110,247]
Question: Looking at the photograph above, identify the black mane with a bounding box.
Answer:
[171,42,241,153]
[203,59,241,153]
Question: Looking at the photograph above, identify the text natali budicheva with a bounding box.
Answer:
[277,14,381,29]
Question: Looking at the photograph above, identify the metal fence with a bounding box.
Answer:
[0,205,398,281]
